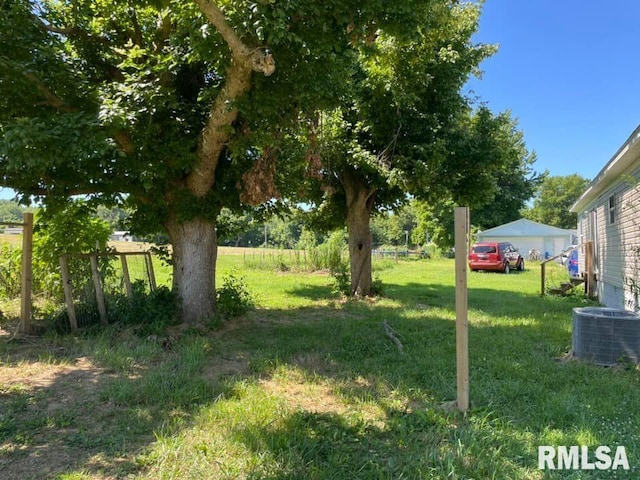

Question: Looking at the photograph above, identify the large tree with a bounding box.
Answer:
[523,174,590,229]
[305,104,537,295]
[0,0,429,323]
[301,3,511,295]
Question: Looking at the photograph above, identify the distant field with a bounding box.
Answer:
[0,233,22,246]
[109,241,300,258]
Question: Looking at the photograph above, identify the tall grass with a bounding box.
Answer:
[242,231,347,273]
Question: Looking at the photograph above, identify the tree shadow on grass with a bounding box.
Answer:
[200,286,639,478]
[232,408,458,479]
[0,332,219,480]
[0,358,140,478]
[286,283,335,301]
[0,278,633,479]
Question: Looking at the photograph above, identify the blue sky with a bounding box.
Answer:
[466,0,640,181]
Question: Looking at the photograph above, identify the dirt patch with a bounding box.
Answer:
[201,353,251,382]
[0,356,101,389]
[289,351,338,376]
[259,376,349,415]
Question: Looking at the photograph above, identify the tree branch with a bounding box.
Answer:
[39,21,110,44]
[1,183,104,198]
[383,320,404,352]
[193,0,275,76]
[113,130,135,155]
[154,11,173,53]
[22,72,78,113]
[128,8,145,47]
[194,0,251,60]
[186,0,276,197]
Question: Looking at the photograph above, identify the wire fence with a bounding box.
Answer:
[60,252,156,331]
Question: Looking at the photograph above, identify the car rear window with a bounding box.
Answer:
[472,245,496,254]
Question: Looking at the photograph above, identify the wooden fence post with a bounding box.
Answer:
[17,212,33,334]
[585,241,596,297]
[90,254,108,326]
[59,255,78,332]
[454,207,470,413]
[120,254,133,298]
[145,252,156,291]
[540,262,546,297]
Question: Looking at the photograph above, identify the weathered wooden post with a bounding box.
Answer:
[120,254,133,298]
[17,212,33,334]
[454,207,470,413]
[145,252,157,291]
[90,254,108,326]
[59,255,78,332]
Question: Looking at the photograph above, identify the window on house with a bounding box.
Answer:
[608,194,615,224]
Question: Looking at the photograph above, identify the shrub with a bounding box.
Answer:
[111,282,179,335]
[302,229,346,272]
[46,282,179,335]
[33,202,112,299]
[0,243,22,299]
[217,272,254,317]
[330,261,351,296]
[372,275,385,296]
[422,243,443,259]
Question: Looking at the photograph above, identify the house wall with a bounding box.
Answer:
[475,234,572,259]
[576,169,640,311]
[475,235,542,257]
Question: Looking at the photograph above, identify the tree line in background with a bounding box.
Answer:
[0,169,591,252]
[0,0,592,323]
[201,171,592,249]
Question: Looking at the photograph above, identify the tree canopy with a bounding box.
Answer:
[293,2,538,295]
[1,0,442,322]
[522,174,590,229]
[1,0,543,317]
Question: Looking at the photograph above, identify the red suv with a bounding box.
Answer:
[468,241,524,273]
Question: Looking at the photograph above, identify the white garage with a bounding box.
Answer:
[475,218,576,259]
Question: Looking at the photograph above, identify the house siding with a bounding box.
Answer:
[474,235,544,258]
[576,170,640,311]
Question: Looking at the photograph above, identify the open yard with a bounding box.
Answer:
[1,255,639,479]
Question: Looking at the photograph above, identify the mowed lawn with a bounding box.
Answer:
[1,255,639,479]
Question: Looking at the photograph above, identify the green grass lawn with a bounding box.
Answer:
[1,256,639,479]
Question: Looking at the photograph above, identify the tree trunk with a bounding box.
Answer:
[167,217,217,325]
[165,3,274,324]
[343,173,376,297]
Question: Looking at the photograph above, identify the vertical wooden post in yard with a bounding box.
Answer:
[454,207,470,413]
[90,254,108,326]
[145,252,157,291]
[585,241,596,297]
[17,212,33,334]
[59,255,78,333]
[120,254,133,298]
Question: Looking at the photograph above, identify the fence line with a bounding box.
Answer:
[59,251,156,332]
